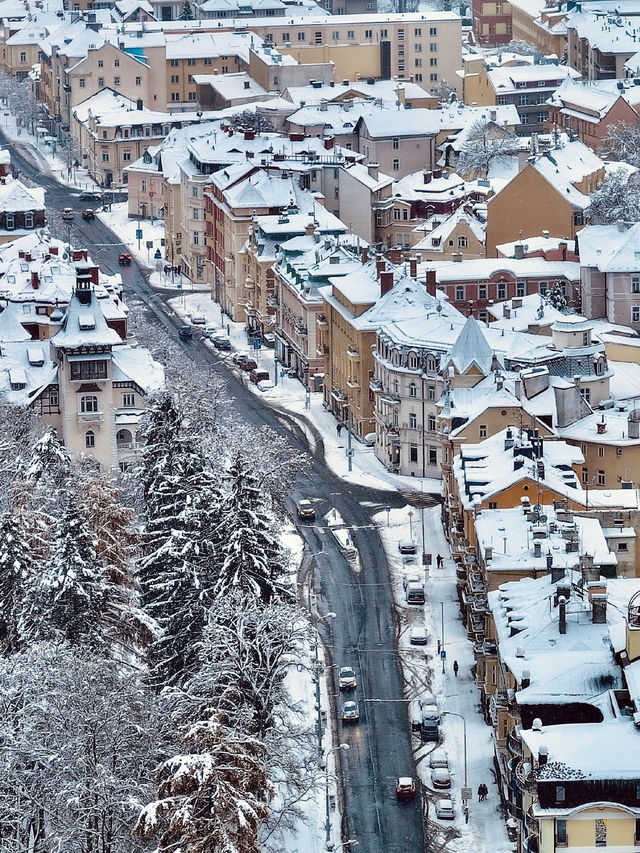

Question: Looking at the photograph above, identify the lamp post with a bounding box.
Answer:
[312,606,335,758]
[328,840,360,852]
[325,743,349,846]
[442,711,469,801]
[440,601,445,672]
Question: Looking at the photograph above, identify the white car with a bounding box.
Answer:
[409,626,428,645]
[431,768,452,789]
[429,747,449,769]
[338,666,357,690]
[398,540,417,555]
[256,379,275,392]
[435,799,455,820]
[190,312,206,325]
[402,572,422,591]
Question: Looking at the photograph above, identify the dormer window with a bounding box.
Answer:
[78,313,95,330]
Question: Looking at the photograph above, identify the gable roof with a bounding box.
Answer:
[441,315,497,377]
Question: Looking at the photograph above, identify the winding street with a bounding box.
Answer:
[3,132,431,853]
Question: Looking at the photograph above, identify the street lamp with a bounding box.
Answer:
[325,743,349,846]
[442,711,469,801]
[312,606,335,758]
[328,840,360,852]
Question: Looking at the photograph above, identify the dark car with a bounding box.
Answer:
[118,253,133,266]
[210,334,231,351]
[82,209,96,220]
[239,357,258,372]
[178,325,192,338]
[249,368,270,384]
[79,190,101,201]
[396,777,417,801]
[296,499,316,520]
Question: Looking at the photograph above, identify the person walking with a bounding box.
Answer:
[453,660,459,678]
[436,553,443,569]
[478,783,488,801]
[336,422,343,437]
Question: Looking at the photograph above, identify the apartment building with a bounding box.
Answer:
[578,223,640,329]
[471,0,512,45]
[66,43,152,116]
[566,7,640,81]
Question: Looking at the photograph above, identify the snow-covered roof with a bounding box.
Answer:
[565,8,640,55]
[441,316,495,377]
[284,78,431,107]
[488,62,579,95]
[112,345,164,391]
[487,293,578,332]
[412,208,486,253]
[0,304,32,342]
[51,291,122,349]
[359,103,521,139]
[578,223,640,273]
[0,178,45,212]
[430,256,580,283]
[340,161,393,191]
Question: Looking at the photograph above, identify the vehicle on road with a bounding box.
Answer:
[405,581,425,605]
[82,209,95,220]
[178,325,192,338]
[190,312,206,325]
[61,208,74,220]
[257,379,275,392]
[249,368,270,384]
[396,777,416,801]
[431,768,452,789]
[409,626,428,645]
[429,748,449,769]
[342,700,360,724]
[398,539,417,555]
[232,351,249,365]
[435,799,455,820]
[338,666,357,690]
[79,190,101,201]
[296,499,316,520]
[118,253,133,266]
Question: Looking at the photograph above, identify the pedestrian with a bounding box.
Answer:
[453,660,459,678]
[436,553,443,569]
[478,783,488,801]
[477,784,484,802]
[464,806,469,824]
[336,422,343,437]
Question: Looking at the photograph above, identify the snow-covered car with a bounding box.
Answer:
[363,432,376,447]
[232,351,250,365]
[79,190,101,201]
[342,701,359,724]
[429,748,449,769]
[409,626,428,645]
[82,208,96,220]
[210,333,231,350]
[395,777,416,801]
[398,539,417,555]
[431,768,452,790]
[435,799,455,820]
[403,572,422,591]
[338,666,357,690]
[190,313,206,325]
[296,499,316,520]
[256,379,275,392]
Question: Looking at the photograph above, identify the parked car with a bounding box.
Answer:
[190,312,206,325]
[249,368,270,385]
[61,207,74,220]
[429,748,449,769]
[338,666,357,690]
[178,325,192,339]
[118,253,132,266]
[409,626,428,645]
[402,572,422,591]
[435,799,455,820]
[296,499,316,520]
[342,700,359,724]
[431,768,452,790]
[398,540,417,555]
[210,335,231,351]
[82,208,95,220]
[239,358,258,372]
[363,432,376,447]
[395,777,416,802]
[419,692,437,710]
[405,581,425,605]
[232,351,250,365]
[262,333,275,348]
[257,379,275,392]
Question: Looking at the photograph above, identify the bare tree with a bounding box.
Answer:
[587,168,640,224]
[455,119,521,179]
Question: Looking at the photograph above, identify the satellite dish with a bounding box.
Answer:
[539,514,548,523]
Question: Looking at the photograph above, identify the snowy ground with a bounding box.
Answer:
[376,504,511,853]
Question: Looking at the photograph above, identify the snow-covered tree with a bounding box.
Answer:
[180,0,194,18]
[600,121,640,170]
[490,38,538,56]
[456,120,522,179]
[0,510,36,653]
[215,455,292,604]
[229,109,274,134]
[22,426,71,488]
[0,643,160,853]
[587,168,640,224]
[135,711,270,853]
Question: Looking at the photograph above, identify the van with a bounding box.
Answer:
[250,369,270,384]
[405,581,425,605]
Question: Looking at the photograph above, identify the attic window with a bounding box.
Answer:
[9,369,26,390]
[27,347,45,366]
[78,313,96,331]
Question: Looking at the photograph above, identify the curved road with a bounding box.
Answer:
[4,133,431,853]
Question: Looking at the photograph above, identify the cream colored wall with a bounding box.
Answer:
[604,338,640,365]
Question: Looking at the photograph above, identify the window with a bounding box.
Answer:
[619,542,629,552]
[497,95,508,105]
[392,158,400,171]
[517,280,526,297]
[98,60,104,68]
[635,818,640,844]
[170,59,179,66]
[20,51,26,62]
[409,412,417,429]
[458,235,468,248]
[314,31,322,43]
[114,77,120,86]
[595,818,606,848]
[365,29,373,38]
[135,76,141,86]
[80,395,99,413]
[332,31,339,39]
[429,446,437,466]
[101,153,109,162]
[479,284,487,299]
[429,26,437,35]
[415,58,422,67]
[171,93,180,101]
[298,31,305,40]
[415,73,423,82]
[398,28,404,40]
[85,430,95,448]
[204,57,212,65]
[114,59,120,67]
[598,446,605,458]
[410,445,418,463]
[187,58,196,66]
[556,786,565,804]
[498,283,506,299]
[347,30,355,38]
[556,821,567,847]
[24,212,33,228]
[79,78,85,88]
[582,467,589,484]
[456,286,464,300]
[188,92,196,100]
[398,61,405,72]
[193,231,201,245]
[171,74,179,83]
[122,393,135,407]
[409,383,417,397]
[392,137,399,149]
[398,46,405,56]
[539,281,548,295]
[192,208,199,220]
[122,152,131,162]
[430,57,438,67]
[430,73,438,82]
[633,276,640,293]
[479,424,487,438]
[49,388,58,407]
[70,360,107,380]
[282,32,290,41]
[428,415,436,431]
[581,387,591,403]
[597,470,606,486]
[427,384,435,400]
[633,307,640,323]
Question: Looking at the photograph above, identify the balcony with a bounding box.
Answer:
[317,313,328,327]
[331,389,346,403]
[346,346,359,359]
[295,325,308,336]
[346,377,360,389]
[369,377,382,392]
[380,393,400,406]
[507,726,523,758]
[245,276,255,290]
[514,759,537,796]
[77,411,103,424]
[267,295,279,308]
[316,344,329,356]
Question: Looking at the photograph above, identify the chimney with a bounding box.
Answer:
[30,271,39,289]
[532,717,542,731]
[289,132,305,142]
[490,109,497,122]
[25,253,32,262]
[367,162,379,181]
[538,745,548,766]
[380,270,394,295]
[323,136,335,149]
[72,250,82,262]
[376,259,386,277]
[546,551,553,572]
[360,247,369,265]
[521,668,531,688]
[388,248,402,265]
[320,98,328,111]
[559,241,567,260]
[243,80,251,90]
[425,269,436,297]
[50,246,58,256]
[597,415,607,434]
[433,167,442,179]
[75,270,92,305]
[423,170,432,184]
[409,256,417,278]
[534,541,542,558]
[514,243,525,259]
[581,553,598,584]
[18,250,24,259]
[244,129,255,140]
[592,593,607,624]
[558,595,567,634]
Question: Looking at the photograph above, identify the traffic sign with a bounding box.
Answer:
[253,338,262,350]
[146,240,153,249]
[440,650,446,659]
[135,228,143,240]
[154,249,162,259]
[461,787,472,802]
[346,449,355,458]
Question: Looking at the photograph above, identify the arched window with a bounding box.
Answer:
[80,395,98,413]
[85,430,95,448]
[408,352,418,369]
[457,235,468,248]
[116,428,133,447]
[409,382,417,398]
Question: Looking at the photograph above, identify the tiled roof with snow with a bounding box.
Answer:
[578,223,640,272]
[488,62,579,95]
[441,315,495,376]
[51,291,122,349]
